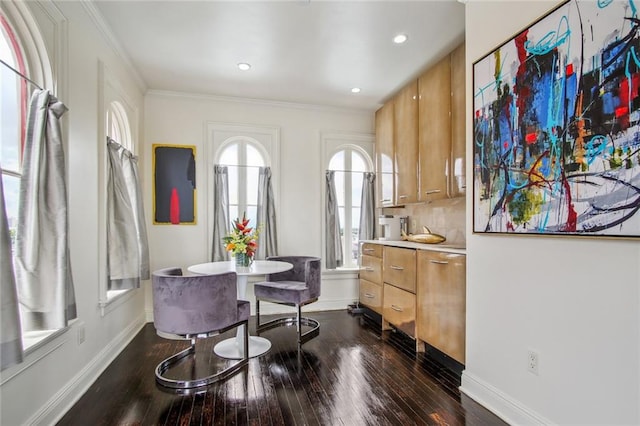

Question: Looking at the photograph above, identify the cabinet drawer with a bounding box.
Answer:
[359,279,382,314]
[383,246,416,293]
[360,255,382,283]
[361,243,382,258]
[383,284,416,338]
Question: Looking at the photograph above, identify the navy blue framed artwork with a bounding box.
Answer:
[153,144,196,225]
[473,0,640,238]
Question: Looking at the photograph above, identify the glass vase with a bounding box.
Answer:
[235,252,251,267]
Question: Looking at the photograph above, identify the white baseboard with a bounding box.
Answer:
[460,371,553,425]
[28,313,147,426]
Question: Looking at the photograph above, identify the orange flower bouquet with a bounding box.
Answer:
[223,212,260,266]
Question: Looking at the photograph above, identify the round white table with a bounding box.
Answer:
[187,260,293,359]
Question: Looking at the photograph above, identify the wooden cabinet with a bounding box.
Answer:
[382,246,416,293]
[450,42,466,198]
[375,102,395,208]
[359,243,383,314]
[393,81,419,205]
[383,283,416,338]
[417,250,466,364]
[418,55,451,202]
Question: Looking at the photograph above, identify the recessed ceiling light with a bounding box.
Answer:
[393,34,408,44]
[351,87,361,94]
[237,63,251,71]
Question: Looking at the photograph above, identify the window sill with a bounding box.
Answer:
[99,288,138,317]
[322,267,360,280]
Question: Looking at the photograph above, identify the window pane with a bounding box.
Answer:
[229,205,239,224]
[2,174,19,250]
[0,36,21,172]
[351,151,366,172]
[246,166,259,206]
[351,172,363,208]
[246,143,265,167]
[228,165,239,205]
[246,205,258,230]
[334,171,345,207]
[338,207,345,235]
[328,151,344,171]
[219,144,237,165]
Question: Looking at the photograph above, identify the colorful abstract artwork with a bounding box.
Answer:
[153,144,196,225]
[473,0,640,238]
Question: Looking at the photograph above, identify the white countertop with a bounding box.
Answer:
[361,239,466,255]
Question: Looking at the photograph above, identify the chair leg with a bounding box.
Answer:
[255,302,320,345]
[155,320,249,389]
[256,299,261,329]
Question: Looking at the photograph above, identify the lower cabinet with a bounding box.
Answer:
[382,283,416,338]
[416,250,466,364]
[359,279,382,314]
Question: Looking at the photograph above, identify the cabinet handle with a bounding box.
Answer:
[382,198,392,202]
[390,265,404,271]
[364,293,375,299]
[362,267,374,272]
[391,305,403,312]
[429,260,449,265]
[398,195,408,199]
[425,189,441,195]
[363,248,375,253]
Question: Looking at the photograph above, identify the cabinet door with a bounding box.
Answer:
[383,246,416,293]
[393,81,419,205]
[417,250,466,364]
[360,254,382,284]
[418,56,451,202]
[450,43,466,198]
[383,283,416,338]
[375,102,395,207]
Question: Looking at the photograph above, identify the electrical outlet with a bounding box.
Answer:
[527,350,539,375]
[77,324,85,345]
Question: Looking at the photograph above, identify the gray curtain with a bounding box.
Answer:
[358,172,376,241]
[1,171,23,370]
[325,170,343,269]
[15,89,76,331]
[106,138,150,290]
[211,165,230,261]
[256,166,278,259]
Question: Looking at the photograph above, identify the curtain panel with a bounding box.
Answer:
[211,165,230,261]
[325,170,343,269]
[106,138,150,290]
[256,166,278,259]
[358,172,376,241]
[14,89,76,331]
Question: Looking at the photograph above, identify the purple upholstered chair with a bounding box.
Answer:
[254,256,321,345]
[152,267,249,389]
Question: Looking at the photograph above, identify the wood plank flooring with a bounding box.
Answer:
[57,310,506,425]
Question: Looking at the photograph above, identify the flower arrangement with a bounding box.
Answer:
[223,212,260,266]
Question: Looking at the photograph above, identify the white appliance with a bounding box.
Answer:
[378,215,401,241]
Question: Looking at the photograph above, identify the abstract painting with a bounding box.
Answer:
[473,0,640,238]
[153,144,196,225]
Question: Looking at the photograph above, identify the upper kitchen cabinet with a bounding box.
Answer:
[375,101,395,208]
[393,81,419,205]
[449,42,466,197]
[418,55,451,202]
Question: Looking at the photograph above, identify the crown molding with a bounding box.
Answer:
[146,89,375,115]
[80,1,147,92]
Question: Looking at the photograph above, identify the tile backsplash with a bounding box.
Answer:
[382,197,466,246]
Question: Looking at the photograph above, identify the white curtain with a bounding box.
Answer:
[325,170,343,269]
[1,171,23,370]
[106,138,150,290]
[211,165,230,261]
[358,172,376,241]
[15,89,76,331]
[256,166,278,259]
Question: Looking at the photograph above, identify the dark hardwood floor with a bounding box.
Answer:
[57,310,506,425]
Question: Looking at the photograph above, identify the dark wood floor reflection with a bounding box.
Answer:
[57,310,506,425]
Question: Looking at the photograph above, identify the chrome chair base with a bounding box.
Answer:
[256,299,320,345]
[155,320,249,389]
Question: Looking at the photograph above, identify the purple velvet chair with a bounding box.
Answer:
[152,267,249,389]
[254,256,321,345]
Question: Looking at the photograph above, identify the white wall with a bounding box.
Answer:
[143,92,373,317]
[0,2,147,425]
[462,2,640,424]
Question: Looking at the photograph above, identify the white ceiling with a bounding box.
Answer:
[93,1,465,111]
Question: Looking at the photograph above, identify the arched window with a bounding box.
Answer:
[328,147,371,268]
[217,138,267,226]
[1,15,29,253]
[106,100,132,149]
